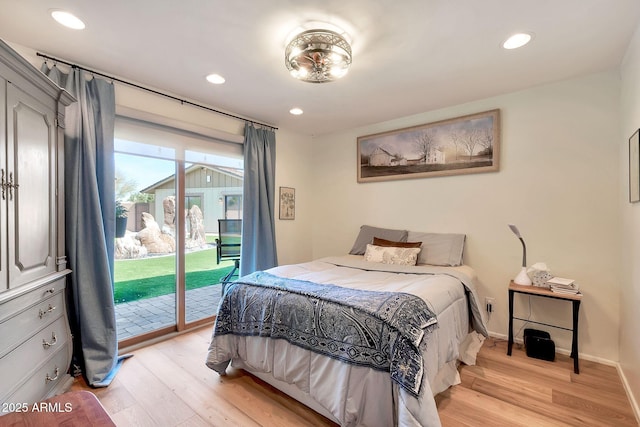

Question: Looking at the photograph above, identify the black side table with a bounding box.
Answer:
[507,281,582,374]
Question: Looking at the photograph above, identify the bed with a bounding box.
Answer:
[206,226,488,427]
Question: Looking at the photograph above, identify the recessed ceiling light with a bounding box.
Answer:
[502,33,533,50]
[206,74,225,84]
[289,108,303,115]
[51,10,85,30]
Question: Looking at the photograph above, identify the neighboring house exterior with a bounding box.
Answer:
[141,165,243,234]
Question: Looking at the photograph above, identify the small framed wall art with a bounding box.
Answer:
[630,129,640,203]
[279,187,295,220]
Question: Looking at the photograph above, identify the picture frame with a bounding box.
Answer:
[279,187,295,220]
[629,129,640,203]
[357,109,500,183]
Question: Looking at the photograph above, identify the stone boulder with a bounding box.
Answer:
[162,196,176,237]
[186,204,207,249]
[136,212,176,254]
[115,231,149,259]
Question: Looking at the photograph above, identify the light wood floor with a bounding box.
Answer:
[71,326,638,426]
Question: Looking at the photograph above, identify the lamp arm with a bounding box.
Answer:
[519,237,527,267]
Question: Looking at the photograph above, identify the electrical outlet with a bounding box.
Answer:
[485,297,495,313]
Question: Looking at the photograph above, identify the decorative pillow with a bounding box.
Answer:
[407,231,466,266]
[373,237,422,249]
[363,244,421,266]
[349,225,408,255]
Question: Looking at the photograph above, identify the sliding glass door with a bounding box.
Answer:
[113,130,243,346]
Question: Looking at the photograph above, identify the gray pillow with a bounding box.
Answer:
[349,225,408,255]
[407,231,466,266]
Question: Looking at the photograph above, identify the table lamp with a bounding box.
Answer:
[508,224,532,285]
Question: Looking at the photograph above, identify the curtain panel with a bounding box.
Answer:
[41,64,120,386]
[240,123,277,276]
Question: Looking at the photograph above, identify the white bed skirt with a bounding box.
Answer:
[240,352,462,425]
[211,292,472,427]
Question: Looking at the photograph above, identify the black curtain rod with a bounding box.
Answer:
[36,52,278,130]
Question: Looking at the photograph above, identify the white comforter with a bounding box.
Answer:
[206,256,487,427]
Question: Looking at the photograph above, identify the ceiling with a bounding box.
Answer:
[1,1,639,136]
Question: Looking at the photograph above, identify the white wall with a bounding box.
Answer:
[272,127,315,265]
[619,20,640,416]
[310,71,622,361]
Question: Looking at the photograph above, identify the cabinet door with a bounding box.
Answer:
[5,82,57,288]
[0,79,6,292]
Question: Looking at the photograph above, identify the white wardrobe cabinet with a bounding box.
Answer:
[0,39,76,409]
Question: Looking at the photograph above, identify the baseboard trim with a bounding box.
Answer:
[617,362,640,424]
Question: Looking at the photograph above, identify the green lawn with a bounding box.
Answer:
[114,247,236,303]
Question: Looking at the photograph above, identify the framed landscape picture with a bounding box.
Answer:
[357,109,500,183]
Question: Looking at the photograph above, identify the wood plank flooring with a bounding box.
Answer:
[69,326,638,426]
[437,339,638,426]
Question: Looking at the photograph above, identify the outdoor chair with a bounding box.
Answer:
[216,219,241,288]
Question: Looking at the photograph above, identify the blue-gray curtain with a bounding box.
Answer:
[240,123,277,276]
[41,64,120,386]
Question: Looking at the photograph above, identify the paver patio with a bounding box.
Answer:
[115,284,223,340]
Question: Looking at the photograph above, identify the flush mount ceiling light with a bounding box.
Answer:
[51,10,86,30]
[285,29,352,83]
[502,32,533,50]
[289,107,303,115]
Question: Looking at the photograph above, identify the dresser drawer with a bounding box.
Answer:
[0,316,70,401]
[2,345,71,406]
[0,278,66,324]
[0,290,65,357]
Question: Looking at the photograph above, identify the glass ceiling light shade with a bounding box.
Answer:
[285,29,352,83]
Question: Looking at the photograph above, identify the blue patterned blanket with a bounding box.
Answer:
[214,271,438,397]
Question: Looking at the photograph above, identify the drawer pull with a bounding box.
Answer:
[45,288,55,295]
[38,304,56,319]
[45,367,59,382]
[42,332,58,349]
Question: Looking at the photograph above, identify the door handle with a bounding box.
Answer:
[1,169,5,200]
[8,172,17,201]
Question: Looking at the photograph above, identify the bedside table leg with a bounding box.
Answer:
[507,289,514,356]
[572,300,580,374]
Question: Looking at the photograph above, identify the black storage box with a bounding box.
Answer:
[524,328,555,361]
